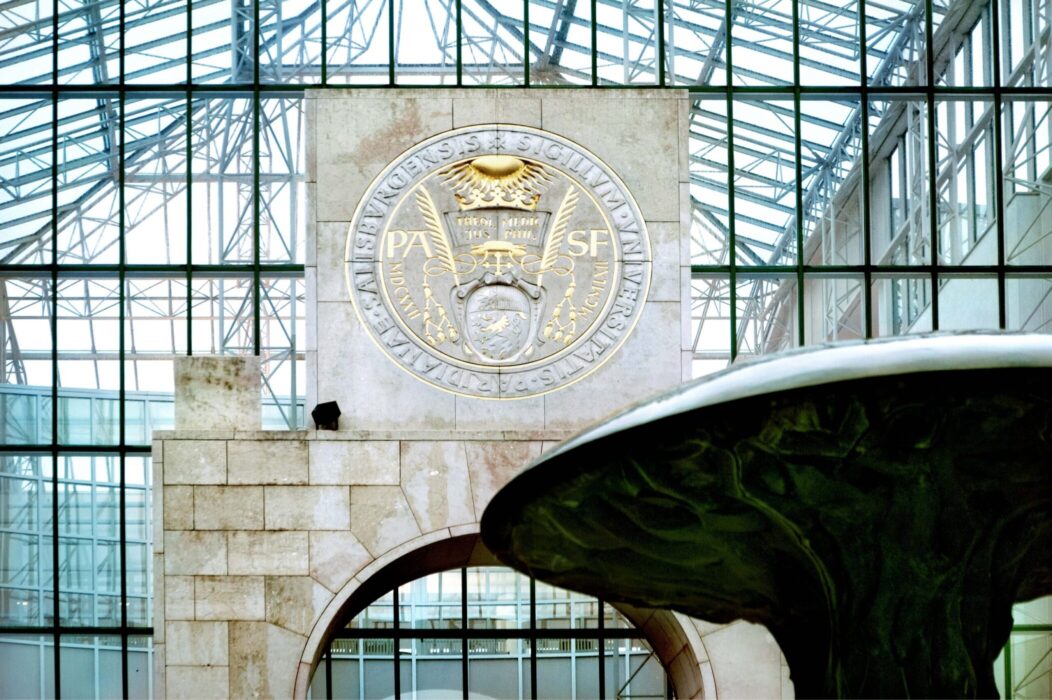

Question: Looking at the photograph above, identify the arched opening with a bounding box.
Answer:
[303,534,706,698]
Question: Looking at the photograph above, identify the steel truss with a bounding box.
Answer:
[2,0,1048,394]
[1,2,1051,698]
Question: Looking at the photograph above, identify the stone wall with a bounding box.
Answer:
[155,87,795,699]
[305,88,694,431]
[153,427,792,699]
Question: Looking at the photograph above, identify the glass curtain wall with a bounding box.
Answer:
[308,566,669,700]
[0,0,1050,697]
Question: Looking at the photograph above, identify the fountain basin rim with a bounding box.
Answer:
[535,331,1052,471]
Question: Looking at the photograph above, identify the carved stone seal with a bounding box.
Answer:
[346,125,651,399]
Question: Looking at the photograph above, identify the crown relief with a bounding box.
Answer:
[439,155,553,212]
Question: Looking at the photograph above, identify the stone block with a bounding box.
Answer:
[227,439,308,485]
[316,301,456,430]
[305,266,318,350]
[164,531,227,576]
[463,441,543,516]
[668,649,704,700]
[316,222,351,303]
[228,531,309,575]
[174,355,260,431]
[309,531,373,592]
[265,576,331,636]
[350,485,422,557]
[153,643,165,696]
[153,554,166,640]
[454,395,545,431]
[195,576,266,620]
[163,485,194,530]
[649,221,684,302]
[309,440,399,485]
[228,621,306,699]
[305,95,317,184]
[166,666,229,700]
[541,94,681,222]
[678,95,690,184]
[354,527,451,584]
[702,621,785,700]
[166,620,228,666]
[452,94,542,128]
[153,460,165,549]
[264,486,350,530]
[314,96,454,221]
[400,441,475,532]
[544,301,682,430]
[165,575,195,620]
[164,440,227,485]
[194,486,264,530]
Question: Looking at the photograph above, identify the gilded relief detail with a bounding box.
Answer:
[347,126,651,398]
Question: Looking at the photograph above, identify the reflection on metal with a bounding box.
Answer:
[482,332,1052,698]
[2,0,1045,406]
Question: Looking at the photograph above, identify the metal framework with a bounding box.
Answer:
[0,0,1050,697]
[313,566,667,700]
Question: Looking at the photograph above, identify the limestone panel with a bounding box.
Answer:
[166,620,228,665]
[305,96,317,183]
[194,576,266,620]
[174,355,260,431]
[228,531,309,575]
[463,441,543,516]
[194,486,264,530]
[305,266,318,350]
[265,576,331,636]
[229,621,307,699]
[164,440,226,485]
[544,300,682,429]
[702,620,785,699]
[166,666,229,700]
[350,485,422,556]
[316,301,456,431]
[400,441,475,532]
[163,485,194,530]
[541,93,683,222]
[315,221,350,303]
[309,440,399,485]
[165,576,195,620]
[454,395,545,431]
[309,530,373,592]
[264,486,350,530]
[314,95,454,221]
[668,649,705,700]
[649,221,684,302]
[153,554,166,639]
[227,439,308,485]
[164,531,227,576]
[154,643,166,695]
[452,93,543,128]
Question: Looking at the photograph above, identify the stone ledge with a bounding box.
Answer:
[156,429,577,442]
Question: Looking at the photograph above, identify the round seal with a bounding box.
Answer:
[346,125,651,399]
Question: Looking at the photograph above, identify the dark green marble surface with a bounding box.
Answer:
[482,368,1052,698]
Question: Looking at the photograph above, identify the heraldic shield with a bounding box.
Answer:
[412,153,579,366]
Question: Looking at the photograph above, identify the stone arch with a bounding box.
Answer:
[293,528,712,699]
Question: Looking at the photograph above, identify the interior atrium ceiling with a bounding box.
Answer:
[0,0,1050,411]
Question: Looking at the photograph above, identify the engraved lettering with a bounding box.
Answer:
[347,126,652,398]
